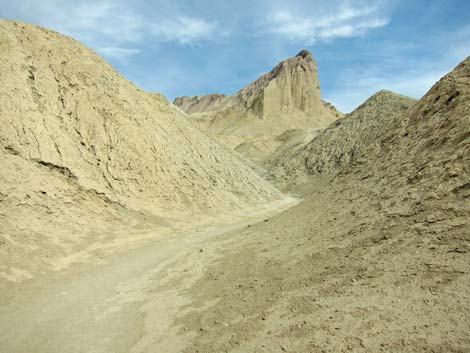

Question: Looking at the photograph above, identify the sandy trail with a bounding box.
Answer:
[0,197,299,353]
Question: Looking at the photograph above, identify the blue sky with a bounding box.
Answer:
[1,0,469,112]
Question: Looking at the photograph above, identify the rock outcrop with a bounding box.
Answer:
[226,50,325,120]
[174,50,339,156]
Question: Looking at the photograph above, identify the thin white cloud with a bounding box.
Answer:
[50,4,143,45]
[97,47,141,60]
[150,16,219,45]
[1,0,220,61]
[264,1,389,44]
[327,70,447,113]
[326,27,470,113]
[325,56,467,113]
[317,18,389,40]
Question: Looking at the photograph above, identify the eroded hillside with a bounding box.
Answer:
[266,90,417,185]
[152,57,470,353]
[0,20,282,282]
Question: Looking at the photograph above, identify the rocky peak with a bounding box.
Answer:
[229,50,323,119]
[265,49,317,82]
[174,50,325,119]
[296,49,313,59]
[173,50,338,151]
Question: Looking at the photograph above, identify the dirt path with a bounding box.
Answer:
[0,197,299,353]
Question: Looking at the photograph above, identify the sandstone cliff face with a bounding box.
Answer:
[266,90,417,183]
[228,50,324,119]
[0,20,282,279]
[173,50,339,154]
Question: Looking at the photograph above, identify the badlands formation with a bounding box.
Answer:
[0,20,282,281]
[266,90,417,185]
[174,50,341,161]
[1,19,469,353]
[173,58,470,352]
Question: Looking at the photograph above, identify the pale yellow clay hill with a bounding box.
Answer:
[0,20,283,282]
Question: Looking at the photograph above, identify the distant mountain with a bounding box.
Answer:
[173,94,227,114]
[174,50,341,158]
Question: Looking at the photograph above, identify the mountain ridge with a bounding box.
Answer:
[174,50,338,120]
[173,50,340,160]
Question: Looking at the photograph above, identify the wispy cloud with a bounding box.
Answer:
[150,16,219,45]
[324,24,470,113]
[263,1,389,44]
[326,70,448,113]
[2,0,467,107]
[325,54,466,113]
[1,0,221,61]
[97,47,141,60]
